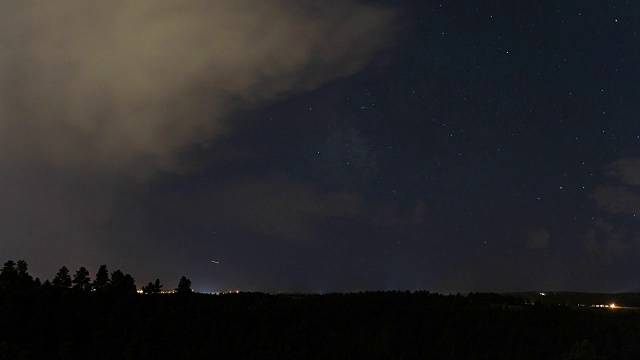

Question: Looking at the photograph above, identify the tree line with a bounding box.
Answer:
[0,259,193,295]
[2,259,638,359]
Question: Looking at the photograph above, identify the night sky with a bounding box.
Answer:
[2,1,640,293]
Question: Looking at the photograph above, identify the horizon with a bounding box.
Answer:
[7,257,640,296]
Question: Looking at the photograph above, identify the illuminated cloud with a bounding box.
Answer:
[0,0,395,279]
[0,0,396,174]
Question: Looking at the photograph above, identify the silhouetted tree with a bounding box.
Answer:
[16,260,34,289]
[52,266,72,288]
[123,274,136,293]
[93,265,109,291]
[110,270,136,294]
[1,260,16,274]
[72,267,91,291]
[16,260,28,277]
[0,260,18,291]
[141,282,153,294]
[176,276,192,294]
[142,278,163,294]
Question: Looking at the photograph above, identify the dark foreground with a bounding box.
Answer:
[2,289,640,359]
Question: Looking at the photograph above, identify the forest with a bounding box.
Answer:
[1,259,639,359]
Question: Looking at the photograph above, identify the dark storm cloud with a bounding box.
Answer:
[0,0,396,173]
[152,175,431,247]
[144,176,435,291]
[192,175,364,243]
[0,164,122,276]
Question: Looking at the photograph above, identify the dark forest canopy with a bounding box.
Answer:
[1,260,640,359]
[0,259,186,296]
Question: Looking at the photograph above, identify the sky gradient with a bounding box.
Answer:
[2,0,640,293]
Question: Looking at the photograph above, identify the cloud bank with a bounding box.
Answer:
[584,157,640,263]
[0,0,396,282]
[590,157,640,215]
[0,0,395,174]
[189,175,364,243]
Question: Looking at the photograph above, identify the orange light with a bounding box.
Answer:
[610,303,616,308]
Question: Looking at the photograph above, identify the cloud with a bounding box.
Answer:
[526,227,549,249]
[0,0,396,174]
[183,175,364,243]
[591,157,640,214]
[153,174,432,245]
[369,200,430,228]
[0,164,124,277]
[0,1,397,284]
[583,229,599,253]
[584,158,640,263]
[582,219,633,261]
[589,186,640,214]
[607,158,640,186]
